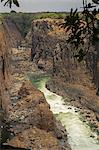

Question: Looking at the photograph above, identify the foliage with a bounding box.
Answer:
[1,12,67,37]
[33,12,68,19]
[1,0,19,8]
[92,0,99,4]
[64,0,99,62]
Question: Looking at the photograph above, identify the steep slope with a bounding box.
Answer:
[0,19,71,150]
[0,23,12,113]
[0,16,23,113]
[5,48,71,150]
[3,17,23,48]
[27,18,99,127]
[0,22,14,150]
[27,19,91,82]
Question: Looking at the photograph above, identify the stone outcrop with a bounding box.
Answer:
[9,81,56,133]
[8,78,70,150]
[7,127,61,150]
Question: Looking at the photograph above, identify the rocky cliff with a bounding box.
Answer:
[3,17,23,48]
[5,47,70,150]
[0,23,12,113]
[28,18,99,125]
[0,22,14,150]
[0,19,71,150]
[28,19,91,83]
[0,17,23,113]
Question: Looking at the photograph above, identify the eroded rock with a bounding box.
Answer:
[7,127,61,150]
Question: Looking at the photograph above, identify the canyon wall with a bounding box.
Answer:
[28,19,92,85]
[3,17,23,48]
[0,23,12,113]
[28,18,99,118]
[0,18,71,150]
[0,17,23,113]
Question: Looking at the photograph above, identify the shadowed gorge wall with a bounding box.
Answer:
[3,17,23,48]
[86,46,99,95]
[28,19,90,84]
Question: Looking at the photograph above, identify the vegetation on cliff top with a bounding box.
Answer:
[0,12,68,37]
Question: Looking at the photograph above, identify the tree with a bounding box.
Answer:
[92,0,99,4]
[64,0,99,94]
[63,0,99,61]
[1,0,19,8]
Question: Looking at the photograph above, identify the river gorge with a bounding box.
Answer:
[0,15,99,150]
[29,74,99,150]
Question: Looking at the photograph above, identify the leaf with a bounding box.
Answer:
[70,8,73,16]
[66,26,71,32]
[4,0,9,6]
[73,9,78,16]
[9,0,12,8]
[74,48,86,62]
[1,0,19,8]
[13,0,19,7]
[92,0,99,4]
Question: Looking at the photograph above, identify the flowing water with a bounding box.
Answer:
[29,74,99,150]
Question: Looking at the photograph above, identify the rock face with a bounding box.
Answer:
[7,127,61,150]
[0,17,22,146]
[8,80,70,150]
[3,17,23,48]
[5,48,71,150]
[28,18,99,119]
[0,17,23,113]
[0,23,12,113]
[28,19,91,83]
[0,22,15,150]
[0,18,71,150]
[10,81,56,133]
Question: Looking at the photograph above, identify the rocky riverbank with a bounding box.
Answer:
[46,77,99,140]
[1,48,71,150]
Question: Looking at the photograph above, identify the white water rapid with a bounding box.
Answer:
[29,74,99,150]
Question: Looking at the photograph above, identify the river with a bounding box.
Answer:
[29,74,99,150]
